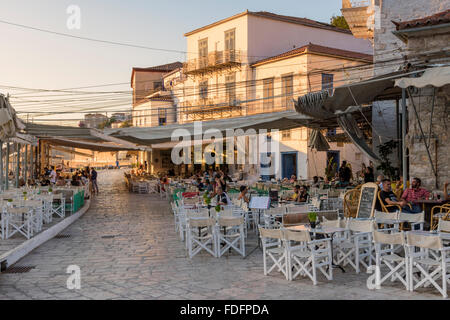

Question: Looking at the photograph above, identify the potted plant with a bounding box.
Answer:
[48,187,53,194]
[215,204,221,213]
[308,212,318,229]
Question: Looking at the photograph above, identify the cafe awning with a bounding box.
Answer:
[24,123,148,151]
[295,69,426,118]
[105,111,313,145]
[395,66,450,88]
[105,109,371,146]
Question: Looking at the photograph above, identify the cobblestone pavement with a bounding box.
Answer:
[0,170,444,300]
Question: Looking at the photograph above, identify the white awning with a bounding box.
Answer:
[106,111,314,145]
[395,66,450,88]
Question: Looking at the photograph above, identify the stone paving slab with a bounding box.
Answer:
[0,169,446,300]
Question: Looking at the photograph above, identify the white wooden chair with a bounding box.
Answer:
[438,219,450,245]
[51,193,65,219]
[335,219,375,273]
[372,230,408,290]
[406,232,450,298]
[36,195,53,224]
[138,182,148,194]
[282,228,333,285]
[26,200,45,232]
[4,206,34,239]
[216,216,245,257]
[399,211,425,231]
[259,227,287,279]
[186,217,217,259]
[374,210,400,232]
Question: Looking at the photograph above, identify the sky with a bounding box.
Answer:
[0,0,344,124]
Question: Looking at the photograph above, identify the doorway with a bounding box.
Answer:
[281,152,298,179]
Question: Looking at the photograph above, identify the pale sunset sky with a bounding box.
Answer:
[0,0,344,124]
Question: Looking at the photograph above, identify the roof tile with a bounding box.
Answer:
[251,43,373,66]
[394,9,450,30]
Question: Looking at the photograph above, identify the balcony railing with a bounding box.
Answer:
[183,50,242,75]
[178,94,296,123]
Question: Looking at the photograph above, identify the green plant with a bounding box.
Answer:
[325,157,337,181]
[215,204,221,212]
[376,140,399,180]
[48,188,53,193]
[308,212,317,222]
[330,15,350,30]
[7,199,13,202]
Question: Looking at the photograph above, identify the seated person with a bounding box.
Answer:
[196,178,205,191]
[204,179,214,193]
[335,177,350,188]
[238,185,250,204]
[71,175,81,186]
[18,177,26,187]
[216,186,231,206]
[289,175,297,184]
[291,185,301,201]
[401,177,429,213]
[296,185,308,203]
[311,176,320,188]
[379,179,417,213]
[56,176,66,186]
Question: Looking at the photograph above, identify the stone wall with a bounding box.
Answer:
[407,85,450,190]
[372,0,449,179]
[404,26,450,190]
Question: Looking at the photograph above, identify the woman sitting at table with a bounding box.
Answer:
[238,185,250,205]
[216,186,231,206]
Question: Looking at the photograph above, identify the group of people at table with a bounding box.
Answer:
[38,166,99,195]
[378,177,449,213]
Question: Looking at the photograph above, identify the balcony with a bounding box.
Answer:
[341,0,376,40]
[178,94,297,123]
[183,50,242,75]
[179,97,244,122]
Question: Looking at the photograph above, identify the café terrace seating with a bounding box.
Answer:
[0,185,84,241]
[159,174,450,296]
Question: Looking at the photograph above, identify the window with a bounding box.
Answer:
[225,73,236,104]
[153,81,163,91]
[282,130,291,141]
[326,128,336,137]
[282,74,294,109]
[322,73,334,91]
[263,78,274,111]
[158,109,167,126]
[199,80,208,100]
[198,38,208,68]
[224,29,235,62]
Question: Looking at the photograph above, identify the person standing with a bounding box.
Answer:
[91,167,98,195]
[50,166,57,185]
